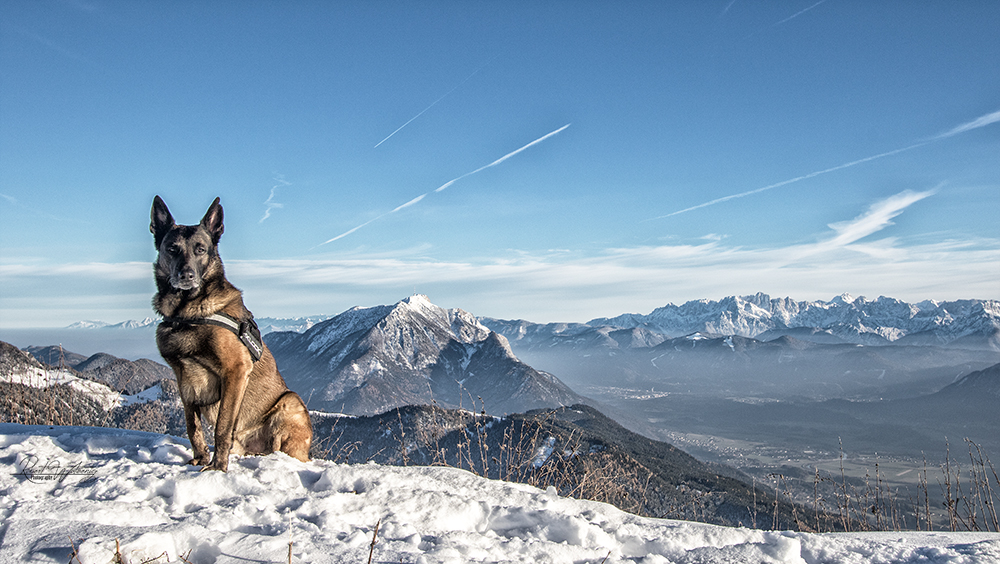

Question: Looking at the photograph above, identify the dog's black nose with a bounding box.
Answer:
[179,269,196,281]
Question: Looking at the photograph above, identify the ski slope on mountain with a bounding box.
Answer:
[2,424,997,563]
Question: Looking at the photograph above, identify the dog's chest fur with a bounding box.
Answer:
[156,324,224,406]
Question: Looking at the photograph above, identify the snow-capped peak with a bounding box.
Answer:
[832,292,856,305]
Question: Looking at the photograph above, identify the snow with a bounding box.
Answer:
[119,383,164,407]
[2,424,998,564]
[0,367,121,410]
[531,436,557,469]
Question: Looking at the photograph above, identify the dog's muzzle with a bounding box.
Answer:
[170,268,200,290]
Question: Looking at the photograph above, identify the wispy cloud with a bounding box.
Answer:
[824,189,936,248]
[0,261,149,280]
[373,56,498,149]
[933,109,1000,140]
[780,188,938,263]
[260,176,291,223]
[653,107,1000,219]
[321,124,571,246]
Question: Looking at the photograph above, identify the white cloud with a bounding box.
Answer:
[3,194,997,326]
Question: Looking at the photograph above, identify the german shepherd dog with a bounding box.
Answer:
[150,196,311,472]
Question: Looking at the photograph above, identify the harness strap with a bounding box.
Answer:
[161,312,264,362]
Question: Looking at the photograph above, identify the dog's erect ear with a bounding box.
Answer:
[200,197,224,244]
[150,196,175,249]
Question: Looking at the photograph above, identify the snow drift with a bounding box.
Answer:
[1,424,997,563]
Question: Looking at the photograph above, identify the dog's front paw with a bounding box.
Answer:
[199,458,229,473]
[187,455,212,466]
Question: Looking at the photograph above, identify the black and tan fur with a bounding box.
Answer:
[150,196,311,472]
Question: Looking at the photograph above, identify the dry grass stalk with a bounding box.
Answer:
[367,519,381,564]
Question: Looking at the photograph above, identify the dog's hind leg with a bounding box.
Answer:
[267,392,312,462]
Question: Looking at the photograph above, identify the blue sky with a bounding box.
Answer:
[1,0,998,328]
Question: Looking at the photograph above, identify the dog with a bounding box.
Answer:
[150,196,311,472]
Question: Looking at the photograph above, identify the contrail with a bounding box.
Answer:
[373,57,498,149]
[435,123,572,193]
[771,0,828,28]
[651,107,1000,220]
[320,215,388,245]
[745,0,830,39]
[650,143,928,220]
[321,124,571,246]
[719,0,739,18]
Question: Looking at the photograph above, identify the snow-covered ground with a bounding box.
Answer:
[1,424,997,564]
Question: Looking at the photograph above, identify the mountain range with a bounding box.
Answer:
[266,295,587,416]
[66,292,1000,349]
[586,293,999,348]
[66,315,329,335]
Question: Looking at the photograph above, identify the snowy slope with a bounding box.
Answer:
[1,424,998,564]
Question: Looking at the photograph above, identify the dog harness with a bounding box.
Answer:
[160,312,264,362]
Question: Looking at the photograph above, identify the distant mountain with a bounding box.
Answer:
[66,315,329,335]
[23,345,90,367]
[582,293,999,349]
[267,295,587,416]
[25,347,174,395]
[66,317,157,330]
[254,316,330,334]
[482,319,669,352]
[0,341,110,426]
[917,361,1000,406]
[2,340,183,434]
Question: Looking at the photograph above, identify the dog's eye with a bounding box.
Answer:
[167,245,180,255]
[194,245,207,255]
